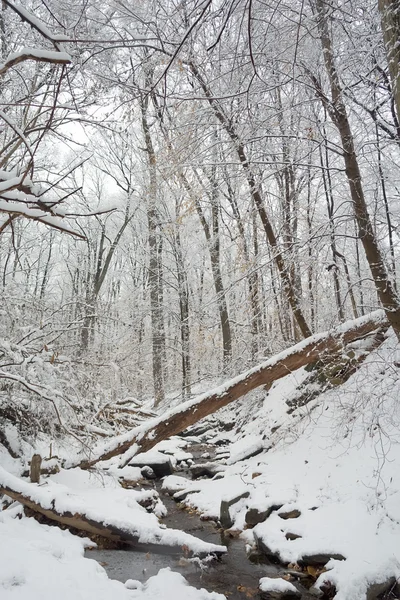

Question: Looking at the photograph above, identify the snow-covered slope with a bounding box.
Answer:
[174,333,400,599]
[1,332,400,600]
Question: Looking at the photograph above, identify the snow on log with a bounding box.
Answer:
[0,466,226,557]
[79,310,388,469]
[0,49,71,76]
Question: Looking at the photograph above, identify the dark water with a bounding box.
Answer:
[86,442,316,598]
[86,489,315,599]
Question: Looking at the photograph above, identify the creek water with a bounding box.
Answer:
[86,485,319,599]
[86,441,317,598]
[86,488,283,598]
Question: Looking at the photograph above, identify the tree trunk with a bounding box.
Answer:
[0,467,225,557]
[312,0,400,339]
[79,310,387,469]
[379,0,400,126]
[140,94,165,405]
[225,178,260,361]
[185,167,233,369]
[189,61,312,339]
[174,198,191,398]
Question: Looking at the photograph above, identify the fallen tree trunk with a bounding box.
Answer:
[79,310,388,469]
[0,466,226,557]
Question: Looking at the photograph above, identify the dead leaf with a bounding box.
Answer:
[306,565,319,578]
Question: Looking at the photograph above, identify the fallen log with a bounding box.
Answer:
[0,466,226,557]
[79,310,388,469]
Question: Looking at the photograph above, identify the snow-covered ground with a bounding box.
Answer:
[0,505,224,600]
[1,332,400,599]
[167,333,400,599]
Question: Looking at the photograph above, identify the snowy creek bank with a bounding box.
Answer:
[87,487,283,600]
[87,441,319,600]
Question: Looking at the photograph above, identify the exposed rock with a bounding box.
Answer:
[140,466,156,479]
[190,462,225,479]
[214,437,231,446]
[259,576,301,599]
[317,580,336,599]
[220,421,235,431]
[130,451,174,478]
[286,570,311,581]
[253,531,283,563]
[245,504,283,527]
[285,532,302,541]
[135,490,161,512]
[298,553,345,567]
[366,577,399,600]
[173,487,201,501]
[220,490,250,529]
[278,509,301,520]
[308,587,324,598]
[271,425,281,434]
[180,425,210,437]
[259,589,300,600]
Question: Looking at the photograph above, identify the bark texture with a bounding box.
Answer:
[379,0,400,125]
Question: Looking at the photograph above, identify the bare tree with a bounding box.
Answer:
[310,0,400,339]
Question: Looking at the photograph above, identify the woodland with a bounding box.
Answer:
[1,1,400,599]
[1,0,400,437]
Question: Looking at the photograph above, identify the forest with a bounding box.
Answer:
[1,1,400,600]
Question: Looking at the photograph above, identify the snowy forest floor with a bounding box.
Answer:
[1,333,400,600]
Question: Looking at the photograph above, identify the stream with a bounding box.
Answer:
[87,489,285,598]
[86,442,317,599]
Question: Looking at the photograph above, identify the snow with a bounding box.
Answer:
[0,509,224,600]
[83,310,386,468]
[129,450,173,466]
[127,568,225,600]
[0,506,131,600]
[1,315,399,600]
[184,475,249,520]
[0,48,71,67]
[0,466,226,556]
[0,198,83,237]
[9,3,67,44]
[226,434,263,464]
[162,475,192,494]
[259,576,298,594]
[173,334,400,599]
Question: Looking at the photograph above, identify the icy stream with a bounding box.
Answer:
[87,487,286,599]
[87,443,316,599]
